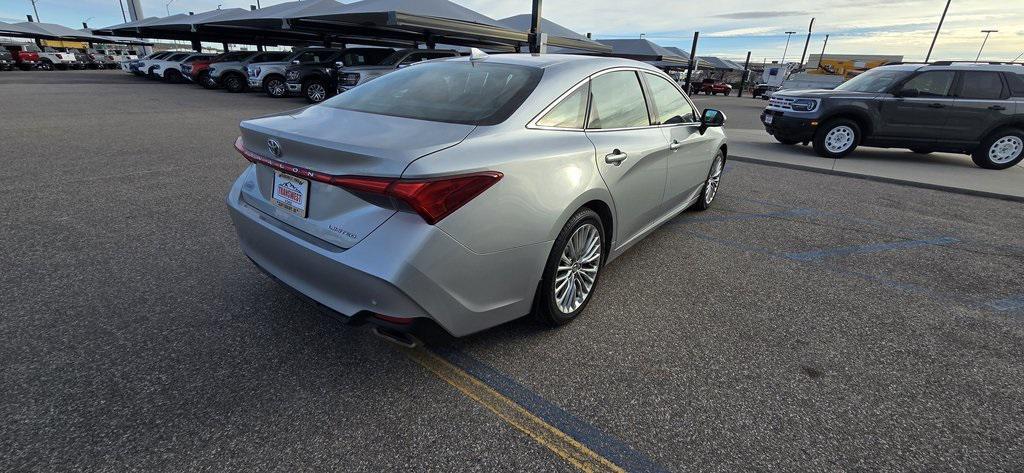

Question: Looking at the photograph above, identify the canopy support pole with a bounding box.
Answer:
[683,31,699,93]
[529,0,543,53]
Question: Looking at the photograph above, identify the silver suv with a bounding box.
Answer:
[335,49,461,93]
[209,51,288,93]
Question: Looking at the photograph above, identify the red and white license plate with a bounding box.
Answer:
[272,171,309,217]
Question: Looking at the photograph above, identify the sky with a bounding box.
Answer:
[2,0,1022,62]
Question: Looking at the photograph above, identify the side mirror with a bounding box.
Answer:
[700,108,726,134]
[897,88,919,98]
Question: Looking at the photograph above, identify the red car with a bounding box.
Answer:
[695,78,733,96]
[2,43,40,70]
[183,51,257,89]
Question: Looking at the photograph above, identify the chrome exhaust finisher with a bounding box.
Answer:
[372,326,420,348]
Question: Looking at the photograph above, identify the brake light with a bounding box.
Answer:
[234,137,501,224]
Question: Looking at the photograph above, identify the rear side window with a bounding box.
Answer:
[324,61,543,126]
[587,71,651,129]
[959,71,1006,99]
[536,83,589,129]
[899,71,955,97]
[1006,73,1024,97]
[644,73,697,124]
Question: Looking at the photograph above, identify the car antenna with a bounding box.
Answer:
[469,47,488,65]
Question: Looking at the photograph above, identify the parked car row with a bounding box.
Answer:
[120,46,463,104]
[1,43,137,70]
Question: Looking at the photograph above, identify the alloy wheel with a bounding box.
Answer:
[989,136,1023,164]
[705,155,724,206]
[307,83,326,102]
[267,79,286,97]
[824,125,855,153]
[553,223,602,314]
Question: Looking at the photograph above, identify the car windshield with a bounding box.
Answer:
[378,50,411,66]
[324,61,543,126]
[217,51,252,62]
[834,68,913,93]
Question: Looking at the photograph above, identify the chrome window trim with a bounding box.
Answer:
[528,65,704,132]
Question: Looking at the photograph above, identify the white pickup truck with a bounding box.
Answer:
[38,47,83,70]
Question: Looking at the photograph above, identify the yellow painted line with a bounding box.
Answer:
[402,346,625,473]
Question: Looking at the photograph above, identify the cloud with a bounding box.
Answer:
[705,26,781,37]
[712,11,812,20]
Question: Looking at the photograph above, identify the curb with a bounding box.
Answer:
[729,154,1024,203]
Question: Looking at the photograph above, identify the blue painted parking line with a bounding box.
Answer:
[987,295,1024,312]
[783,237,960,262]
[433,346,669,473]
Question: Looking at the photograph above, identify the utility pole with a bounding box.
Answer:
[118,0,127,22]
[925,0,951,62]
[684,31,699,93]
[817,34,829,68]
[976,30,997,62]
[799,18,814,67]
[781,31,796,64]
[737,51,751,98]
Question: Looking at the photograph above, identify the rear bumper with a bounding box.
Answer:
[226,166,547,337]
[761,110,818,141]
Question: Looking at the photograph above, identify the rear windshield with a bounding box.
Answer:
[324,61,542,126]
[835,68,913,93]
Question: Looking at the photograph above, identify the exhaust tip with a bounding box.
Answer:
[372,326,420,348]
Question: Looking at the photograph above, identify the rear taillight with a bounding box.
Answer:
[235,137,502,224]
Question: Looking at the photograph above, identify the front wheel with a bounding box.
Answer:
[972,128,1024,170]
[264,76,288,98]
[535,209,605,327]
[303,79,328,103]
[692,151,724,211]
[813,119,861,159]
[223,74,246,93]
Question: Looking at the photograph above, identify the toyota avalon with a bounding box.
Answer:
[227,52,727,339]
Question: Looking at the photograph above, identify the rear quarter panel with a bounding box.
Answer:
[404,127,607,255]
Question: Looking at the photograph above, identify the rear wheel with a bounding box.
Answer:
[972,128,1024,170]
[198,71,217,89]
[223,73,245,93]
[164,69,182,83]
[535,208,605,327]
[37,59,54,71]
[813,118,861,159]
[264,76,288,98]
[303,79,327,103]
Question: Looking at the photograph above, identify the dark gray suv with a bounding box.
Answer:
[761,63,1024,169]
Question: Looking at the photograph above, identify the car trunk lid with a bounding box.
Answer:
[237,106,475,249]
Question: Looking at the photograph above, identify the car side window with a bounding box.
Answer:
[587,71,651,129]
[1006,72,1024,97]
[536,83,589,129]
[401,53,431,65]
[644,73,697,124]
[898,71,955,97]
[959,71,1006,100]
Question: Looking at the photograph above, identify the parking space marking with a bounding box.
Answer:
[783,237,960,262]
[403,345,652,473]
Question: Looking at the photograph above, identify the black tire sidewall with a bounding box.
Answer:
[813,119,861,159]
[536,209,605,326]
[972,128,1024,170]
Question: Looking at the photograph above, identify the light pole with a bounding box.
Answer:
[29,0,40,21]
[976,29,997,62]
[781,31,796,64]
[165,0,174,16]
[925,0,951,62]
[117,0,127,22]
[1011,51,1024,64]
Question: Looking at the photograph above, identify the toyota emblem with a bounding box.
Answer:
[267,139,282,158]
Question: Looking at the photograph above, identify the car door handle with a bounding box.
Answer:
[989,105,1007,111]
[669,139,682,150]
[927,103,945,108]
[605,150,628,165]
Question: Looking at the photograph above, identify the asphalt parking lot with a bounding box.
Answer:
[2,70,1023,471]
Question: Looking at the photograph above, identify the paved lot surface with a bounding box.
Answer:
[2,70,1023,471]
[691,94,1024,200]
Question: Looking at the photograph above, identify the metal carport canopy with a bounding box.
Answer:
[496,14,609,53]
[0,21,43,38]
[5,21,122,43]
[286,0,609,52]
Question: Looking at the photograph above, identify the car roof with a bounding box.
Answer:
[875,62,1024,74]
[443,53,662,74]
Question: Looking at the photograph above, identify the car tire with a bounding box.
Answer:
[223,74,245,93]
[164,69,181,83]
[303,79,328,103]
[38,59,53,71]
[692,150,725,211]
[972,128,1024,170]
[264,76,288,98]
[147,66,158,78]
[198,71,217,89]
[813,118,861,159]
[774,136,800,145]
[534,208,605,327]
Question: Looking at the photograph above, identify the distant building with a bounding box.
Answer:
[806,54,903,78]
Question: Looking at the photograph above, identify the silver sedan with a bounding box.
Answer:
[227,53,727,339]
